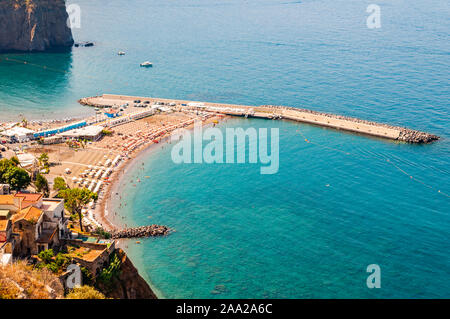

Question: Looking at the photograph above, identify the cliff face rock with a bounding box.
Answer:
[99,249,157,299]
[0,0,74,52]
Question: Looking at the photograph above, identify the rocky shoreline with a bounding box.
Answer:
[110,225,171,239]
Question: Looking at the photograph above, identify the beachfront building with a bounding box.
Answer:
[130,109,155,120]
[59,125,104,142]
[33,120,87,139]
[41,135,65,145]
[0,127,35,143]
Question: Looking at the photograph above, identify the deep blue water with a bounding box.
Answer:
[1,0,449,298]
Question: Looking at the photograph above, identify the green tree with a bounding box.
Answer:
[35,173,49,197]
[10,156,20,166]
[97,253,122,286]
[101,129,112,136]
[38,249,54,264]
[93,227,111,239]
[55,253,71,268]
[53,177,68,192]
[3,166,31,191]
[59,188,96,232]
[0,159,14,183]
[36,249,72,274]
[38,153,50,172]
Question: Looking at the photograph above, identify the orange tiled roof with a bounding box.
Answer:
[13,206,44,223]
[0,219,10,232]
[15,193,43,208]
[0,195,16,205]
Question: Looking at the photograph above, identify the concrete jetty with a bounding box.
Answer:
[79,94,439,144]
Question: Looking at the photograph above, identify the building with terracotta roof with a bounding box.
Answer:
[0,195,23,213]
[12,200,68,256]
[12,206,46,256]
[14,193,43,209]
[0,192,68,258]
[66,239,116,276]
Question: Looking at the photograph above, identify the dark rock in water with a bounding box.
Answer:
[0,0,74,52]
[74,41,94,47]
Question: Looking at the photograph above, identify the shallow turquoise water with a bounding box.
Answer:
[1,0,449,298]
[111,117,449,298]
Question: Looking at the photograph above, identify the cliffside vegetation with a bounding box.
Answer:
[0,261,64,299]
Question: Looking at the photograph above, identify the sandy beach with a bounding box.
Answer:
[100,114,225,231]
[7,103,224,232]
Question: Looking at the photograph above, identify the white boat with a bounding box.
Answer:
[118,51,125,55]
[140,61,153,67]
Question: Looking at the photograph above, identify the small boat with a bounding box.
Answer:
[153,139,159,143]
[140,61,153,67]
[118,51,125,55]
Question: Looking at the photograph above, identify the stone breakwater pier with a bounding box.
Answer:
[110,225,170,239]
[80,94,439,144]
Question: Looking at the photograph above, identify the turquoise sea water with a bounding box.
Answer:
[1,0,449,298]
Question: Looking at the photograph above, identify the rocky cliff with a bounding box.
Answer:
[0,0,73,52]
[98,249,158,299]
[0,261,65,299]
